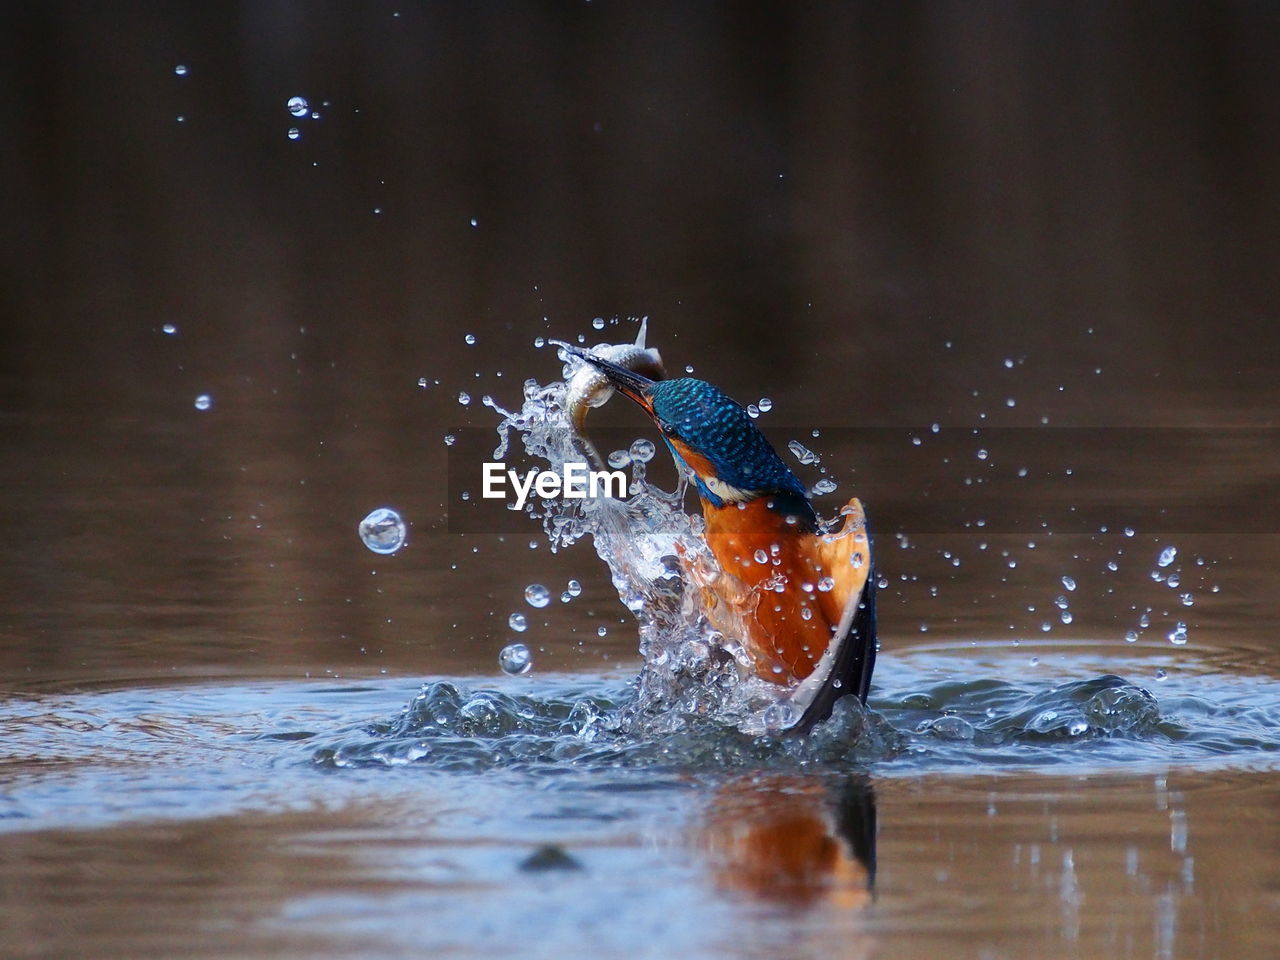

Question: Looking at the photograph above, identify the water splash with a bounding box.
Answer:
[484,361,847,738]
[314,678,900,771]
[332,344,1255,773]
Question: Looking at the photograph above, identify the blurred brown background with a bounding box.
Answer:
[1,1,1277,684]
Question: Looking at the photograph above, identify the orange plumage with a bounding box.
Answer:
[689,497,872,684]
[565,347,877,728]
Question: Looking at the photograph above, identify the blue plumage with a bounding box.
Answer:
[648,379,814,521]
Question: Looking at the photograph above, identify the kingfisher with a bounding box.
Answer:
[566,348,877,733]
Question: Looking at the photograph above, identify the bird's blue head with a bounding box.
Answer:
[569,350,816,527]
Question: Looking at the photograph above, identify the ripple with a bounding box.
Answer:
[2,649,1280,834]
[304,648,1280,777]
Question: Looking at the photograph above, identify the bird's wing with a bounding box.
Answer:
[787,498,878,730]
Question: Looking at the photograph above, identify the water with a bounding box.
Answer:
[9,381,1275,960]
[7,4,1280,957]
[357,507,407,555]
[525,583,552,608]
[2,644,1277,832]
[3,647,1279,958]
[497,642,533,675]
[14,349,1277,959]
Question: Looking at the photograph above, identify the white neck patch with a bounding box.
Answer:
[702,474,757,504]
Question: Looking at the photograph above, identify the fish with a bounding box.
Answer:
[555,319,665,468]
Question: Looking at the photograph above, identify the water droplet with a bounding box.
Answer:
[533,336,545,348]
[976,448,989,460]
[1166,573,1181,588]
[288,96,309,117]
[1061,575,1076,591]
[1107,561,1118,571]
[817,577,835,592]
[911,436,922,446]
[758,397,773,412]
[607,449,631,469]
[763,702,796,734]
[931,423,940,433]
[787,440,819,465]
[443,434,456,446]
[464,333,476,345]
[1179,592,1194,607]
[1168,622,1188,645]
[1125,630,1139,642]
[597,626,608,637]
[287,127,301,141]
[591,317,605,330]
[162,323,177,335]
[629,439,656,463]
[1055,595,1069,609]
[358,507,406,554]
[1155,668,1168,682]
[1041,622,1052,632]
[469,218,478,228]
[746,404,760,419]
[812,478,837,495]
[1003,358,1014,368]
[508,612,528,632]
[567,579,582,597]
[525,584,551,608]
[1157,545,1178,568]
[1006,397,1016,407]
[498,643,532,675]
[1124,527,1135,537]
[193,394,213,411]
[1061,611,1073,624]
[877,576,889,589]
[800,606,813,621]
[458,391,471,406]
[1139,611,1151,628]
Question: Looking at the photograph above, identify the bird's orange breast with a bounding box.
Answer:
[694,497,871,684]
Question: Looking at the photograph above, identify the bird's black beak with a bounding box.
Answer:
[563,346,657,413]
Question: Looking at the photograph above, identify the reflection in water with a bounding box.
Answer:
[698,775,875,911]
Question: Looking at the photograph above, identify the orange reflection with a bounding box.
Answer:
[697,774,876,910]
